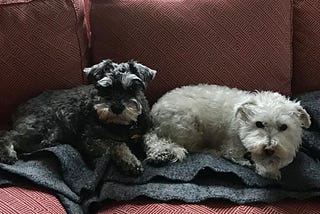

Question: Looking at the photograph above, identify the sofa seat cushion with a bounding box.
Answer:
[99,198,320,214]
[0,0,88,128]
[0,186,66,214]
[1,186,319,214]
[292,0,320,94]
[90,0,293,103]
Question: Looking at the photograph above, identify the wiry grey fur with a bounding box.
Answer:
[0,59,156,176]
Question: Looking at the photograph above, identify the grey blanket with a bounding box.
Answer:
[1,91,320,214]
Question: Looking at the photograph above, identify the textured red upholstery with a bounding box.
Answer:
[0,0,319,213]
[1,187,319,214]
[84,0,92,45]
[90,0,293,103]
[0,0,88,128]
[292,0,320,94]
[99,198,320,214]
[0,186,66,214]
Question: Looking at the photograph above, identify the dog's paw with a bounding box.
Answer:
[121,159,144,177]
[265,169,281,180]
[0,155,18,165]
[260,170,281,181]
[129,162,144,176]
[0,147,18,165]
[255,165,281,180]
[146,150,176,166]
[146,147,187,166]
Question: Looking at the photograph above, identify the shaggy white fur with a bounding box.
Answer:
[144,84,311,180]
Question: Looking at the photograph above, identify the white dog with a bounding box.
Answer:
[144,84,311,180]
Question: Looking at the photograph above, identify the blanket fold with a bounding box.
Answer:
[0,91,320,214]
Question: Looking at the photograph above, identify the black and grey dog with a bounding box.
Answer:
[0,59,156,175]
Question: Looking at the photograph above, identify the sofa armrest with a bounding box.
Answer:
[0,0,88,128]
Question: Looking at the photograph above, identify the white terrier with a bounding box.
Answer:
[144,84,311,180]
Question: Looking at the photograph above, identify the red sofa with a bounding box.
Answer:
[1,0,320,213]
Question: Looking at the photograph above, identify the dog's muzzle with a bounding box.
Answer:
[94,100,142,125]
[263,145,275,156]
[262,138,280,157]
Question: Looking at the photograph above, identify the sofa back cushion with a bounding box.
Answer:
[90,0,293,103]
[0,0,88,128]
[292,0,320,94]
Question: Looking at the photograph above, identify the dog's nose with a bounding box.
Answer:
[264,147,275,156]
[110,104,125,115]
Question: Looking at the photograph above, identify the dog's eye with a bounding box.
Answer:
[279,124,288,131]
[255,121,264,128]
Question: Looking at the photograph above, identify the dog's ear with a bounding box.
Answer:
[235,101,257,121]
[294,105,311,128]
[121,72,145,89]
[83,59,116,87]
[128,60,157,88]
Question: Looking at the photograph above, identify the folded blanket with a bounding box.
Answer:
[0,91,320,214]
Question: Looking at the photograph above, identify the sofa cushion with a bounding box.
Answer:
[0,0,88,128]
[0,186,66,213]
[292,0,320,94]
[1,186,319,214]
[90,0,293,103]
[99,198,320,214]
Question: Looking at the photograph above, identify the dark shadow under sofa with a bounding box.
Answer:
[0,0,320,213]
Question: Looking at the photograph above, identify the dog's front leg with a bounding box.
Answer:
[143,131,188,165]
[254,162,281,180]
[111,142,143,176]
[0,131,18,164]
[78,137,143,176]
[220,138,253,167]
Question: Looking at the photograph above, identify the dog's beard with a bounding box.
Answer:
[241,133,298,169]
[94,103,142,125]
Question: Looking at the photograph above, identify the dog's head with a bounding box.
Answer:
[84,59,156,125]
[235,91,311,170]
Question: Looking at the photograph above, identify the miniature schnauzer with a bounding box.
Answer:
[0,59,156,176]
[144,84,311,180]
